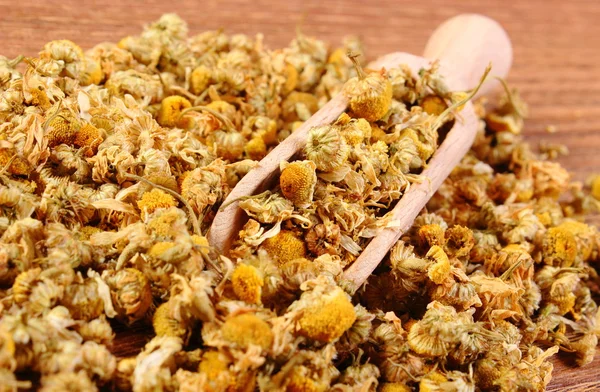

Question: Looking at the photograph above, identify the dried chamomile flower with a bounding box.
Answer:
[75,317,114,346]
[206,130,246,162]
[420,94,448,116]
[426,245,451,285]
[153,302,191,343]
[340,117,371,146]
[104,268,153,324]
[282,91,319,122]
[40,40,85,78]
[0,149,33,176]
[280,365,329,391]
[378,383,412,392]
[336,304,374,352]
[244,136,267,160]
[570,333,598,367]
[305,124,350,172]
[407,301,482,358]
[0,55,22,88]
[333,360,380,390]
[105,70,164,103]
[73,123,103,157]
[195,350,235,390]
[221,313,273,351]
[344,53,392,121]
[589,174,600,200]
[137,188,178,216]
[418,224,446,248]
[486,78,528,134]
[132,336,182,392]
[189,65,211,95]
[279,257,319,293]
[279,160,317,207]
[541,226,578,267]
[180,162,228,216]
[60,278,105,321]
[289,278,356,343]
[444,225,474,259]
[80,57,104,86]
[231,263,264,304]
[157,95,192,128]
[557,220,596,262]
[239,190,294,224]
[306,222,342,256]
[39,371,99,392]
[46,109,80,147]
[260,230,307,265]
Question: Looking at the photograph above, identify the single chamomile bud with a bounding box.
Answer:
[137,189,178,216]
[590,175,600,200]
[61,278,105,321]
[542,226,577,267]
[157,96,192,128]
[153,302,190,342]
[418,224,446,248]
[231,263,264,305]
[378,383,412,392]
[40,39,85,78]
[105,268,153,324]
[420,94,448,116]
[197,350,233,386]
[221,313,273,351]
[304,125,350,172]
[279,160,317,207]
[284,366,328,392]
[293,285,357,343]
[0,149,32,176]
[282,91,319,122]
[344,53,392,122]
[282,63,298,95]
[557,220,595,262]
[190,65,211,95]
[244,136,267,160]
[341,118,371,146]
[45,110,80,147]
[426,245,451,284]
[260,230,307,265]
[444,225,475,259]
[80,58,104,86]
[206,130,245,162]
[73,123,103,157]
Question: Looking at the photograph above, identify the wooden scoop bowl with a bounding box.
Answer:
[208,14,512,292]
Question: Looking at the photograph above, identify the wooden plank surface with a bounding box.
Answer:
[2,0,600,390]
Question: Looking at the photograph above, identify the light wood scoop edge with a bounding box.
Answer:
[207,13,513,293]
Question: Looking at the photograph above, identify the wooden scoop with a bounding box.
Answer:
[208,14,512,291]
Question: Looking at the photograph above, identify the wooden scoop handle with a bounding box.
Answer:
[342,14,512,292]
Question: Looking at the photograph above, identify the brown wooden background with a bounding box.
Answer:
[1,0,599,390]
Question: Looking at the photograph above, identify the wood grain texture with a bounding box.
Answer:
[2,0,599,390]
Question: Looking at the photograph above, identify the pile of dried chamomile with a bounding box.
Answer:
[0,13,599,392]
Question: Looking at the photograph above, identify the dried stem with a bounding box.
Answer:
[0,156,17,176]
[432,64,492,132]
[347,51,367,80]
[179,105,236,132]
[495,76,525,118]
[8,55,24,68]
[42,101,63,130]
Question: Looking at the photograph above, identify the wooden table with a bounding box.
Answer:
[1,0,599,390]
